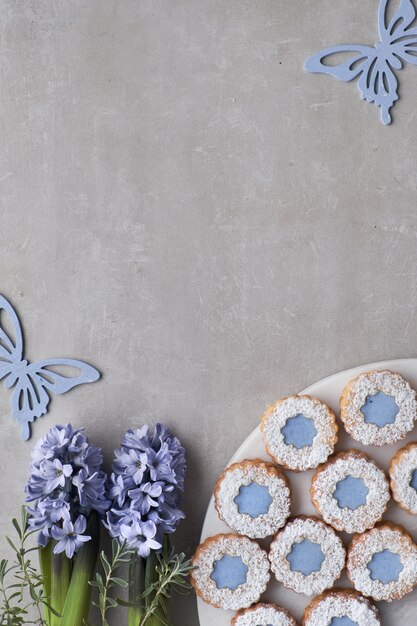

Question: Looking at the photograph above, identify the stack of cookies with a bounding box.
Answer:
[191,369,417,626]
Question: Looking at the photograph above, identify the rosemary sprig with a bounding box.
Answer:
[88,541,193,626]
[138,550,193,626]
[0,507,56,626]
[87,539,135,626]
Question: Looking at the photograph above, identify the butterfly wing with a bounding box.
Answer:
[11,359,100,441]
[358,56,399,124]
[305,44,399,124]
[304,45,377,81]
[0,295,23,381]
[11,373,50,441]
[378,0,417,67]
[28,359,100,393]
[379,0,417,42]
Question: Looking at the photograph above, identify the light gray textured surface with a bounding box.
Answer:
[1,1,417,624]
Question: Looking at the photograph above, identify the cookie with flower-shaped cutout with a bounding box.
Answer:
[389,442,417,514]
[214,459,291,539]
[261,396,338,471]
[347,522,417,602]
[302,589,380,626]
[191,534,270,610]
[310,450,390,534]
[269,516,345,596]
[340,370,417,446]
[232,603,298,626]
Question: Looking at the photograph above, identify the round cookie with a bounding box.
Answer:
[340,370,417,446]
[310,450,390,534]
[269,516,346,596]
[389,443,417,514]
[191,533,270,610]
[302,589,380,626]
[261,395,338,471]
[214,459,291,539]
[232,603,298,626]
[347,522,417,602]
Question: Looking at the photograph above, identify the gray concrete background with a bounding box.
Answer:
[1,1,417,624]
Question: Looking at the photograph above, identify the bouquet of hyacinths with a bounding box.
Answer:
[25,424,110,626]
[0,423,191,626]
[99,424,190,626]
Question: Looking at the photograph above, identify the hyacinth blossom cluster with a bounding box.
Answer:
[25,424,110,558]
[105,423,186,557]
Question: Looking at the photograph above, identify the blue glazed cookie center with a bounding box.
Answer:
[286,539,325,576]
[234,482,273,518]
[360,392,399,428]
[410,469,417,491]
[333,475,369,509]
[330,619,358,626]
[367,549,403,584]
[210,555,248,590]
[282,414,317,448]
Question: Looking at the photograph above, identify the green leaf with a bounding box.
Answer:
[109,577,128,588]
[11,519,22,540]
[5,537,18,553]
[116,598,135,607]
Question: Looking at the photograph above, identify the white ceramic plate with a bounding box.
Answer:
[198,359,417,626]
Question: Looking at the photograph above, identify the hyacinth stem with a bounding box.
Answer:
[128,553,145,626]
[60,512,100,626]
[50,545,71,626]
[39,542,53,626]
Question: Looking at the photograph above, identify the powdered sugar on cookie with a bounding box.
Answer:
[262,395,338,471]
[340,370,417,446]
[214,459,291,538]
[191,534,270,611]
[269,516,345,596]
[390,443,417,514]
[232,603,297,626]
[311,450,389,533]
[347,523,417,602]
[303,589,380,626]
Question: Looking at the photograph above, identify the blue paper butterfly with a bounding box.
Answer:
[0,295,100,441]
[304,0,417,124]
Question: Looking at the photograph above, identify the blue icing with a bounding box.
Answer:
[330,619,358,626]
[282,414,317,448]
[333,475,369,510]
[234,481,273,518]
[360,391,399,428]
[410,469,417,491]
[210,555,248,590]
[286,539,325,576]
[367,549,403,584]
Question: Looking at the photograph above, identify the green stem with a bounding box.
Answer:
[51,548,71,626]
[60,513,99,626]
[39,543,53,626]
[141,541,169,626]
[128,553,145,626]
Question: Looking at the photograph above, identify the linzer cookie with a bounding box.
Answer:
[232,603,298,626]
[347,522,417,602]
[302,589,380,626]
[389,443,417,514]
[310,450,390,533]
[268,516,345,596]
[340,370,417,446]
[191,533,270,610]
[214,459,291,539]
[261,396,338,471]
